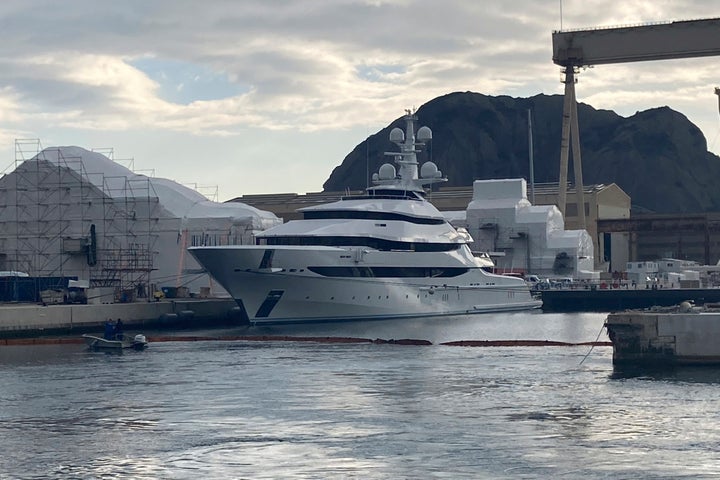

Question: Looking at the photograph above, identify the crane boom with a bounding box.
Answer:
[553,18,720,67]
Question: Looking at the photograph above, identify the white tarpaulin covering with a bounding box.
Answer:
[464,178,598,278]
[32,146,279,229]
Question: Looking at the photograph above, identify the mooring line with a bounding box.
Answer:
[579,323,607,366]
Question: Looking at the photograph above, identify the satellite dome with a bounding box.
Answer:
[417,126,432,142]
[420,161,441,179]
[389,127,404,143]
[378,163,396,180]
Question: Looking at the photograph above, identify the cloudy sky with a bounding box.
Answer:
[1,1,719,200]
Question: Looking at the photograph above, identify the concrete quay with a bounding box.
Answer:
[0,298,242,339]
[539,287,720,312]
[605,304,720,366]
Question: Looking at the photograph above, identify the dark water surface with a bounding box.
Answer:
[1,312,720,479]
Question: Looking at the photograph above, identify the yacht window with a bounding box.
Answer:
[302,210,445,225]
[260,236,461,252]
[308,266,470,278]
[342,189,424,201]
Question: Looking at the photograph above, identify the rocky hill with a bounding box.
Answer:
[323,92,720,213]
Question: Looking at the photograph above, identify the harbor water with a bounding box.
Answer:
[2,311,720,479]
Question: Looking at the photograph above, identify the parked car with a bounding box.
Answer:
[550,277,574,289]
[526,275,551,290]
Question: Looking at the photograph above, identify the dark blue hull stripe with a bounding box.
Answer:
[254,290,284,318]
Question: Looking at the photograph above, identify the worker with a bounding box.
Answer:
[103,319,114,340]
[114,318,124,339]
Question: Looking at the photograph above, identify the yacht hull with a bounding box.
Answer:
[190,245,542,325]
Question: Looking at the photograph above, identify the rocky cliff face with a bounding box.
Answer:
[323,92,720,213]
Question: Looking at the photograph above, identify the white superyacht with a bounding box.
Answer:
[189,111,541,324]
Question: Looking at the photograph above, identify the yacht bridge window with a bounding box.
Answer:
[342,189,425,201]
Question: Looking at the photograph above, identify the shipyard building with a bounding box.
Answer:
[0,144,281,302]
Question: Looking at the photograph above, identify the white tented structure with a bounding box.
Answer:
[456,178,597,279]
[0,144,281,300]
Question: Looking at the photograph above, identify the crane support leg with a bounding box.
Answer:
[557,66,586,228]
[570,76,586,229]
[558,67,573,218]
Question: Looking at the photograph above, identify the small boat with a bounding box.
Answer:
[82,333,148,351]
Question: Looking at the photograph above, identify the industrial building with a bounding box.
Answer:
[598,214,720,267]
[0,143,281,302]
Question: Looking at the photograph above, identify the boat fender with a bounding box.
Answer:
[679,301,694,313]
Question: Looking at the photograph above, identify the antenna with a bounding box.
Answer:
[559,0,563,30]
[528,108,535,204]
[366,126,370,189]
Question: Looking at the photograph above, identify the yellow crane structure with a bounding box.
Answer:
[551,18,720,228]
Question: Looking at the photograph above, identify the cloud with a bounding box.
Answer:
[0,0,718,197]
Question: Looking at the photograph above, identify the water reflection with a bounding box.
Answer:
[238,311,609,345]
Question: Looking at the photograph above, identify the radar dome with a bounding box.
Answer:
[389,127,404,143]
[417,126,432,142]
[378,163,396,180]
[420,161,441,179]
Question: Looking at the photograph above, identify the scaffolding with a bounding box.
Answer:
[0,141,161,295]
[99,174,160,290]
[183,183,219,202]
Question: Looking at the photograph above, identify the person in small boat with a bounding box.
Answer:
[114,318,124,340]
[103,319,115,340]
